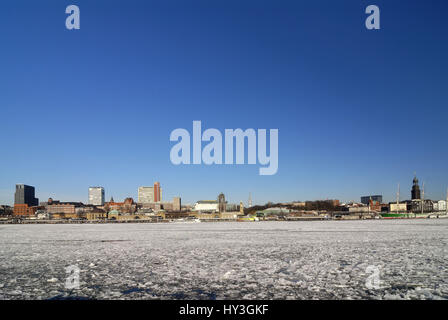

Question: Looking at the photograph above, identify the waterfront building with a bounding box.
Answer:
[193,200,219,212]
[436,200,446,212]
[139,202,160,211]
[46,202,83,215]
[433,201,439,211]
[348,206,370,213]
[88,187,105,206]
[161,202,173,211]
[226,203,238,211]
[39,198,58,206]
[86,210,108,220]
[105,197,137,214]
[256,207,291,217]
[368,199,383,212]
[410,199,433,213]
[136,207,155,215]
[361,195,383,205]
[389,203,408,212]
[0,205,12,216]
[14,184,38,206]
[13,204,40,216]
[189,211,238,220]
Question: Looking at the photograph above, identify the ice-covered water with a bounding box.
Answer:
[0,220,447,300]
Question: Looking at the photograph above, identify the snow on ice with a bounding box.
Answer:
[0,220,447,300]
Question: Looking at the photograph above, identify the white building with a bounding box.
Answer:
[193,200,219,213]
[348,206,370,213]
[88,187,105,206]
[138,186,163,203]
[436,200,446,212]
[138,186,154,203]
[390,203,407,212]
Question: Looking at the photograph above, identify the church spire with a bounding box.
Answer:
[411,174,421,200]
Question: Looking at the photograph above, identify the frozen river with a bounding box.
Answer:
[0,219,447,300]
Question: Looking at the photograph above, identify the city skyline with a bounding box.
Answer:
[1,174,446,207]
[1,1,447,206]
[0,1,448,305]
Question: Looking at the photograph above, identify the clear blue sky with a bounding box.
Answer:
[1,0,447,206]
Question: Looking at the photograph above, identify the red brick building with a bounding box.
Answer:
[13,204,38,216]
[105,197,137,213]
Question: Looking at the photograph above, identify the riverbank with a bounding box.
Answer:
[0,213,446,224]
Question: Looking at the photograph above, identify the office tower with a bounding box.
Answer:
[88,187,105,206]
[218,193,226,213]
[138,186,154,203]
[14,184,38,206]
[138,183,163,203]
[173,197,181,211]
[154,182,161,202]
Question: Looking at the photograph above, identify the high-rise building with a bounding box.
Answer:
[14,184,38,206]
[173,197,181,211]
[88,187,105,206]
[138,186,154,203]
[411,176,421,200]
[218,193,226,213]
[154,182,161,202]
[138,183,163,203]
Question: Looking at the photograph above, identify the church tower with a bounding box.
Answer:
[411,175,421,200]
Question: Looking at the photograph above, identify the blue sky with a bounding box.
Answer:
[0,0,447,205]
